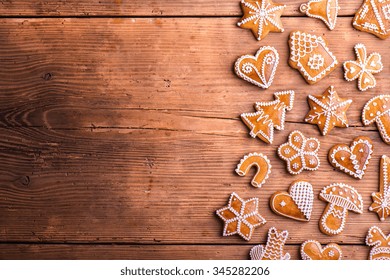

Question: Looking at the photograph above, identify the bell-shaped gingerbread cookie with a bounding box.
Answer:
[300,0,340,30]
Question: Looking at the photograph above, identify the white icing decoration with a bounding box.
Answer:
[362,95,390,144]
[308,53,325,70]
[300,0,340,30]
[366,226,390,260]
[300,240,342,260]
[250,227,290,260]
[235,152,272,188]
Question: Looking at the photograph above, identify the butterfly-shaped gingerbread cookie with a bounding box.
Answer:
[237,0,286,41]
[366,226,390,260]
[300,0,340,30]
[278,130,320,175]
[270,181,314,221]
[328,136,373,179]
[301,240,342,260]
[343,44,383,91]
[289,31,338,84]
[250,227,290,260]
[369,155,390,221]
[241,90,294,144]
[216,193,266,241]
[353,0,390,40]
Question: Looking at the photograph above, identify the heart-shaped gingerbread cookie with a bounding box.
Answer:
[301,240,342,260]
[269,181,313,222]
[235,46,279,89]
[328,136,373,179]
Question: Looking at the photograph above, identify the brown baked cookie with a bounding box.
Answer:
[270,181,314,221]
[241,91,295,144]
[235,46,279,89]
[305,86,352,136]
[235,152,271,188]
[369,155,390,221]
[289,31,338,84]
[362,95,390,145]
[328,136,373,180]
[216,192,266,241]
[353,0,390,40]
[249,227,290,260]
[366,226,390,260]
[237,0,286,41]
[300,0,340,30]
[301,240,342,260]
[319,183,363,235]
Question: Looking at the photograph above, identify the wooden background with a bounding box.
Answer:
[0,0,389,260]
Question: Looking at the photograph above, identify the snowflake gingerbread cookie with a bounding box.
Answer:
[300,0,340,30]
[305,86,352,136]
[328,136,373,180]
[369,155,390,221]
[366,226,390,260]
[216,192,266,241]
[301,240,342,260]
[249,227,290,260]
[278,130,320,175]
[235,46,279,89]
[362,95,390,145]
[353,0,390,40]
[235,152,271,188]
[241,90,294,144]
[237,0,286,41]
[343,44,383,91]
[270,180,314,222]
[289,31,338,84]
[319,183,363,236]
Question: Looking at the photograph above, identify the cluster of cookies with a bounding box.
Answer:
[216,0,390,260]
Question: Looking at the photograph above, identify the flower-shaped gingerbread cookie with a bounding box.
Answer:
[353,0,390,40]
[216,192,266,241]
[237,0,286,41]
[305,86,352,136]
[278,130,320,175]
[369,155,390,221]
[366,226,390,260]
[343,44,383,91]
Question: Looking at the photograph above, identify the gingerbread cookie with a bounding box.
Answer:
[289,31,338,84]
[235,46,279,89]
[319,183,363,236]
[343,44,383,91]
[270,181,314,221]
[369,155,390,221]
[353,0,390,40]
[216,192,266,241]
[250,227,290,260]
[237,0,286,41]
[305,86,352,136]
[300,0,340,30]
[278,130,320,175]
[235,153,271,188]
[301,240,342,260]
[328,136,373,180]
[362,95,390,145]
[366,226,390,260]
[241,91,294,144]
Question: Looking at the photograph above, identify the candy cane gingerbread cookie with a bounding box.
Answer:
[328,136,373,180]
[369,155,390,221]
[235,153,271,188]
[366,226,390,260]
[289,31,338,84]
[300,0,340,30]
[237,0,286,41]
[216,192,266,241]
[250,227,290,260]
[319,183,363,235]
[241,90,294,144]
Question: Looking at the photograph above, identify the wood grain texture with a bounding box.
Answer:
[0,244,370,260]
[0,0,361,17]
[0,13,390,259]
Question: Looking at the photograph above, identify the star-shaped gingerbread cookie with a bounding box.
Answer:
[237,0,286,41]
[304,86,352,136]
[216,192,266,241]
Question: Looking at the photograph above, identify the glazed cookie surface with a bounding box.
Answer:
[366,226,390,260]
[235,152,271,188]
[300,0,340,30]
[369,155,390,221]
[250,227,290,260]
[362,95,390,145]
[301,240,342,260]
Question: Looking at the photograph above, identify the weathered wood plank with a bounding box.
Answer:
[0,0,361,17]
[0,244,370,260]
[0,18,389,130]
